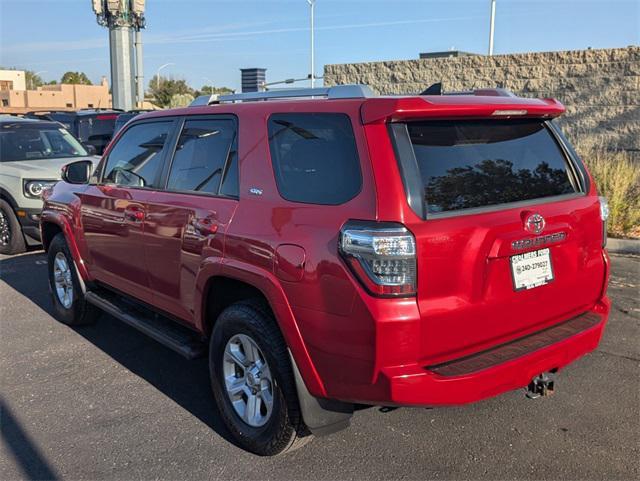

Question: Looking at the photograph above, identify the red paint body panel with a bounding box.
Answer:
[41,93,611,407]
[144,191,238,323]
[78,185,156,304]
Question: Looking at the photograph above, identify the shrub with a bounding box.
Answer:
[576,146,640,238]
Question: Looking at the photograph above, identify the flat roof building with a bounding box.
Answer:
[0,71,112,114]
[0,69,27,92]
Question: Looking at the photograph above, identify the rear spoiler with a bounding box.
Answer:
[360,96,565,125]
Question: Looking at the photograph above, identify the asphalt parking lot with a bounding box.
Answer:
[1,251,638,481]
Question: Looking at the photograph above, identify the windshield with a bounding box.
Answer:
[0,124,88,162]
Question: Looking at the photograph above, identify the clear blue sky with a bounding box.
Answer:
[1,0,638,91]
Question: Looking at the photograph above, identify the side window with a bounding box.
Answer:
[166,118,238,196]
[267,113,362,205]
[102,121,172,188]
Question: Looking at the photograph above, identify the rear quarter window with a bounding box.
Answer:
[267,113,362,205]
[406,119,579,215]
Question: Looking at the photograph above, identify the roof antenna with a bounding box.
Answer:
[420,82,442,95]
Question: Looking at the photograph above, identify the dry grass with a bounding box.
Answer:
[576,145,640,238]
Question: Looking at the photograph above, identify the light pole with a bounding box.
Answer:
[31,70,47,89]
[488,0,496,56]
[307,0,316,87]
[156,63,174,90]
[203,76,214,94]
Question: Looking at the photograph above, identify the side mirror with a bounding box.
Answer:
[61,160,93,184]
[83,143,97,155]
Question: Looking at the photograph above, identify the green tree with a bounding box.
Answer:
[195,85,233,97]
[60,71,93,85]
[148,75,194,108]
[25,70,44,89]
[169,93,195,108]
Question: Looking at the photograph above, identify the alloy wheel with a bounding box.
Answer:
[223,333,274,427]
[53,252,74,309]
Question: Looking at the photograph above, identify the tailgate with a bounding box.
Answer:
[393,118,606,365]
[409,197,605,364]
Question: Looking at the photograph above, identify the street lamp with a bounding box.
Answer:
[203,76,214,94]
[156,63,175,90]
[307,0,316,87]
[488,0,496,56]
[31,70,47,90]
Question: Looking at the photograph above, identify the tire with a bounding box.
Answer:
[209,299,312,456]
[47,233,99,326]
[0,199,26,255]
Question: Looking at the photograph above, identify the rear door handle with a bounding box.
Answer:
[124,206,145,222]
[192,218,218,236]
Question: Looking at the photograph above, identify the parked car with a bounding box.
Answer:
[25,109,121,155]
[0,117,99,254]
[114,110,153,134]
[40,85,611,456]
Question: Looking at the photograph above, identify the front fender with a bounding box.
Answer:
[40,209,92,282]
[194,257,327,398]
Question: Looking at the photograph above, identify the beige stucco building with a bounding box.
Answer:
[0,70,112,114]
[0,69,27,92]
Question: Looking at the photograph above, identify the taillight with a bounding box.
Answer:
[599,196,609,247]
[339,221,416,297]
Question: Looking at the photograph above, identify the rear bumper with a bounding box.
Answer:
[343,299,609,407]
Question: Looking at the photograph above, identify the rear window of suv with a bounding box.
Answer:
[405,119,579,215]
[268,113,362,205]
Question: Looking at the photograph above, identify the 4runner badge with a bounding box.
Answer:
[511,231,566,250]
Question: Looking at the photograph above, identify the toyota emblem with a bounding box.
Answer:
[525,213,545,235]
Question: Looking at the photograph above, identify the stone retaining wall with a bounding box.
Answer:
[324,47,639,156]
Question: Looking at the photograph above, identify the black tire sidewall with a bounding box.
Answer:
[0,200,25,255]
[209,303,297,455]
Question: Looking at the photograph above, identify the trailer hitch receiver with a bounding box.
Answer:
[526,372,555,399]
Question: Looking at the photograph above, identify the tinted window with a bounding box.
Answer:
[406,120,578,214]
[102,121,171,188]
[219,134,239,198]
[0,123,87,162]
[268,113,362,205]
[167,119,237,195]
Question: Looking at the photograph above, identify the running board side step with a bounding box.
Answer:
[85,291,206,360]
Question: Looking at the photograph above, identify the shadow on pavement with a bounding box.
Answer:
[0,252,237,448]
[1,398,60,480]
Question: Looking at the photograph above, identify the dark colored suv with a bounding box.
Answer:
[26,109,121,155]
[40,85,611,456]
[113,110,153,135]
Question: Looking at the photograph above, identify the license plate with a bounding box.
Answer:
[510,248,554,291]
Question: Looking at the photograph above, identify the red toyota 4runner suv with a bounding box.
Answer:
[41,85,611,456]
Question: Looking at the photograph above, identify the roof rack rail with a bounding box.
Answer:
[420,83,516,97]
[189,84,375,106]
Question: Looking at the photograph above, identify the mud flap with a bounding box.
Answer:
[288,350,353,436]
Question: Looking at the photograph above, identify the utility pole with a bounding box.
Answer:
[307,0,316,87]
[135,30,144,108]
[92,0,146,110]
[488,0,496,56]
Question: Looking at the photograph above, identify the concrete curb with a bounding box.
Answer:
[607,238,640,255]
